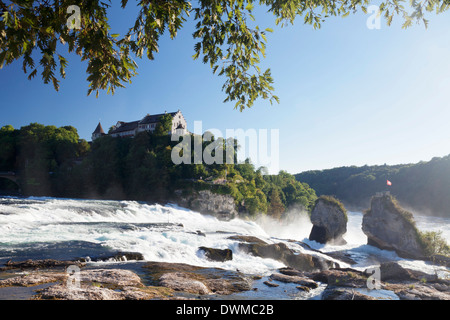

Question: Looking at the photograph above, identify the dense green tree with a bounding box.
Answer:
[0,122,317,218]
[268,187,284,219]
[0,125,18,171]
[1,0,444,110]
[87,135,130,196]
[154,114,173,135]
[0,123,87,195]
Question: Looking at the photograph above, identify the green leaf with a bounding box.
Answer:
[0,51,7,68]
[27,69,37,80]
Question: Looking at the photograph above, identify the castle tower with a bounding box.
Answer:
[92,122,106,141]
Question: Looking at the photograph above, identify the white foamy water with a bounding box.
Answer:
[0,197,449,278]
[0,197,284,275]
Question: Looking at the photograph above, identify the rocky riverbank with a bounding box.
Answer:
[1,237,449,300]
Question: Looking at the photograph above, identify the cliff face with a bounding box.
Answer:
[174,189,237,220]
[362,194,427,259]
[309,196,347,245]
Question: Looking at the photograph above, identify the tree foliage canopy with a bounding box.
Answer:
[0,121,316,217]
[1,0,447,110]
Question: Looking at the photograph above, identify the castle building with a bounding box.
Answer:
[92,110,187,141]
[92,122,106,141]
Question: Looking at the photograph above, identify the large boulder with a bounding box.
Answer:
[198,246,233,262]
[238,241,334,272]
[385,283,450,300]
[362,194,427,259]
[379,261,435,282]
[321,288,376,300]
[175,189,237,220]
[309,196,348,245]
[311,268,369,288]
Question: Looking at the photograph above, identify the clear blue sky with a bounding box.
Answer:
[1,4,450,174]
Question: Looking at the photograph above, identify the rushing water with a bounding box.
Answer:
[0,196,449,295]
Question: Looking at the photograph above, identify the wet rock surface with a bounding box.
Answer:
[238,241,334,272]
[0,272,64,288]
[198,247,233,262]
[362,194,427,259]
[321,287,376,300]
[144,261,252,295]
[0,259,84,271]
[310,265,450,300]
[384,282,450,300]
[227,235,269,245]
[0,267,174,300]
[309,196,348,245]
[77,252,145,263]
[0,251,448,300]
[35,283,173,300]
[175,189,237,220]
[269,273,318,289]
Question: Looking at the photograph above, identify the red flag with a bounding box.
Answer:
[387,180,392,186]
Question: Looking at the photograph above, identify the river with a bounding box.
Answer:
[0,196,449,299]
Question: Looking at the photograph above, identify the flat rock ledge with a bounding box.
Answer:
[35,284,170,300]
[1,258,448,300]
[268,272,319,292]
[144,261,252,295]
[0,268,173,300]
[0,272,65,288]
[0,260,254,299]
[0,259,85,272]
[261,263,450,300]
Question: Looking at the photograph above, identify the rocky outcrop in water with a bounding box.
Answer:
[238,241,335,272]
[321,287,377,300]
[309,196,347,245]
[379,261,432,282]
[175,189,237,220]
[198,247,233,262]
[362,194,427,259]
[269,272,318,290]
